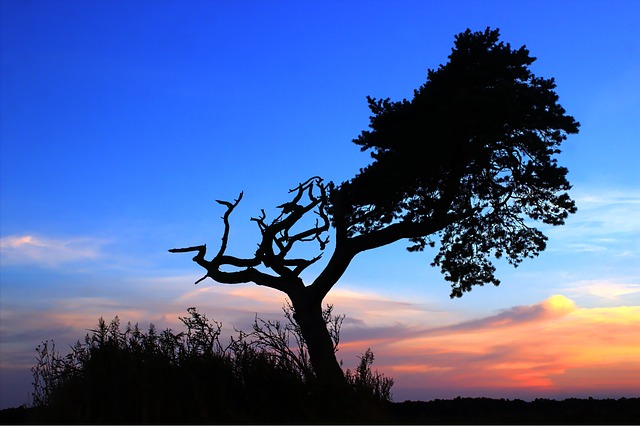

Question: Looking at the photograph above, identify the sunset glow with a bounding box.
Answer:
[377,296,640,397]
[2,0,639,409]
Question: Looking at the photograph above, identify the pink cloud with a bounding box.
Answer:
[0,234,107,266]
[421,294,577,335]
[369,295,639,399]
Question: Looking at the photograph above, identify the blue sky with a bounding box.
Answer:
[1,0,639,409]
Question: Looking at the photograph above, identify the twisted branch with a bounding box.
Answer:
[169,177,330,296]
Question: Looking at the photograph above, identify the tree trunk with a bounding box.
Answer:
[289,291,349,393]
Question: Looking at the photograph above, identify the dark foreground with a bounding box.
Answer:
[1,397,638,424]
[390,397,639,424]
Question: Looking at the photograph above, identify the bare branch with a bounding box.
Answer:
[251,177,330,278]
[168,244,208,267]
[170,177,331,295]
[168,245,211,284]
[194,274,208,285]
[168,245,205,253]
[215,192,243,258]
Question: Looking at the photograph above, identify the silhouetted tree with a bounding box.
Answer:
[171,28,579,393]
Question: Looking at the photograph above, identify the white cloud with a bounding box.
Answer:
[0,234,108,267]
[572,189,640,232]
[545,187,640,256]
[563,279,640,302]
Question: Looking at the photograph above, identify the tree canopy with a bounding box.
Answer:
[330,28,579,297]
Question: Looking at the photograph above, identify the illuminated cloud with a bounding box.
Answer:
[563,279,640,302]
[374,295,640,399]
[418,294,577,336]
[326,288,448,327]
[0,234,107,267]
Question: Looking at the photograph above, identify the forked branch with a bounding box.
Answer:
[169,177,331,296]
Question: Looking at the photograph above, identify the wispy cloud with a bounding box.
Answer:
[547,188,640,255]
[0,234,109,267]
[563,279,640,302]
[0,296,151,369]
[326,288,449,327]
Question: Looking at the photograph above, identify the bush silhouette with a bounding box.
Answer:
[30,306,393,423]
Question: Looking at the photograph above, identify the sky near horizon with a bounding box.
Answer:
[1,0,639,409]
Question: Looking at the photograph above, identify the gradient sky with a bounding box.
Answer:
[1,0,639,409]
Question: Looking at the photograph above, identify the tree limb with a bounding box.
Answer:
[170,177,330,296]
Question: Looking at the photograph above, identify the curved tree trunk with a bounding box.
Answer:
[289,291,349,393]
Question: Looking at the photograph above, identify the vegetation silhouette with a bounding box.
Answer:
[170,27,580,392]
[17,311,640,425]
[27,306,393,423]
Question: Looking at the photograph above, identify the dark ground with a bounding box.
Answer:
[1,397,638,424]
[388,397,639,424]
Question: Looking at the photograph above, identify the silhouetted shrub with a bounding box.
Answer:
[30,305,393,423]
[346,348,394,404]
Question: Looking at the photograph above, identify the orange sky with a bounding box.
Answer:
[331,294,640,400]
[4,285,637,402]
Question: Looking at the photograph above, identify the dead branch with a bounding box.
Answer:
[169,177,331,295]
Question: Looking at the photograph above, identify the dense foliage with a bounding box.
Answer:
[331,28,579,297]
[30,306,393,423]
